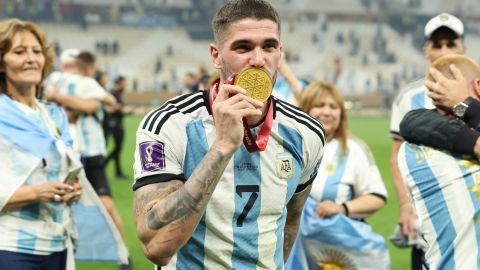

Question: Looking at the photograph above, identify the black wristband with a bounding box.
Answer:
[342,202,349,217]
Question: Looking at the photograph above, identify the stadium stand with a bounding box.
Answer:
[4,0,480,111]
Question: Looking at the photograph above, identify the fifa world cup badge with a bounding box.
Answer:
[139,141,166,173]
[276,152,294,179]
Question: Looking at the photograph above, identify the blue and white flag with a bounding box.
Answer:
[72,171,129,264]
[286,198,390,270]
[0,94,72,210]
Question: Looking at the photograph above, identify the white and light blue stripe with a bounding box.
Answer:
[400,143,480,269]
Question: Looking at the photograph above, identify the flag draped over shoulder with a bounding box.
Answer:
[286,198,390,270]
[0,94,128,265]
[0,94,71,210]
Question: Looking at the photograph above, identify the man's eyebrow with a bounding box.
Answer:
[230,39,251,48]
[264,38,280,46]
[230,38,280,48]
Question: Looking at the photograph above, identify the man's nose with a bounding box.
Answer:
[440,45,453,56]
[249,48,266,67]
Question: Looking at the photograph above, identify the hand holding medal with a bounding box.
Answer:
[210,67,274,153]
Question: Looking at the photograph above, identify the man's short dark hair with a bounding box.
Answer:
[76,51,96,71]
[114,75,126,84]
[212,0,280,45]
[427,27,463,43]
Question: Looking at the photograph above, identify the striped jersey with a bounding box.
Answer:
[46,71,107,157]
[133,91,325,269]
[286,137,389,270]
[398,142,480,269]
[0,101,74,255]
[390,78,434,139]
[310,137,387,204]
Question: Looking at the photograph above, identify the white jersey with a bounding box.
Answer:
[133,91,325,269]
[390,78,434,139]
[285,137,389,270]
[310,137,387,203]
[398,142,480,269]
[46,72,107,157]
[0,101,73,255]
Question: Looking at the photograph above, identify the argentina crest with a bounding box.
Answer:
[276,152,295,179]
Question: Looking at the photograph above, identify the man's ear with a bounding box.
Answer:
[210,43,222,69]
[472,78,480,100]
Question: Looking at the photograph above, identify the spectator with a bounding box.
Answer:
[287,81,388,269]
[0,18,82,270]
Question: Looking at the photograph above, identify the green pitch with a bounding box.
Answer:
[77,116,410,270]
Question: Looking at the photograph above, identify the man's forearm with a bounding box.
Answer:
[400,109,480,156]
[52,94,101,114]
[136,147,232,265]
[283,186,311,262]
[283,216,300,262]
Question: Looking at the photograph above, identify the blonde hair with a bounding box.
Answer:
[426,54,480,84]
[298,81,348,158]
[0,19,54,94]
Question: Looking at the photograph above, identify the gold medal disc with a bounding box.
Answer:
[234,68,273,102]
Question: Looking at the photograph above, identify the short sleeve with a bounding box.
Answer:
[390,94,409,140]
[296,129,325,193]
[77,77,107,100]
[133,113,187,190]
[350,139,388,199]
[390,79,429,139]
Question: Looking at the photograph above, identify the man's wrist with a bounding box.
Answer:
[453,97,475,119]
[210,142,237,157]
[400,203,413,210]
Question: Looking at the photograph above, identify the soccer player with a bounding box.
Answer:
[45,51,124,229]
[389,13,466,269]
[132,0,325,268]
[398,54,480,269]
[401,58,480,158]
[45,51,132,270]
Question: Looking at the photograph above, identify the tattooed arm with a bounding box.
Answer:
[134,147,232,266]
[134,82,263,266]
[283,185,311,262]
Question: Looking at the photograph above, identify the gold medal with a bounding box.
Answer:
[234,67,273,102]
